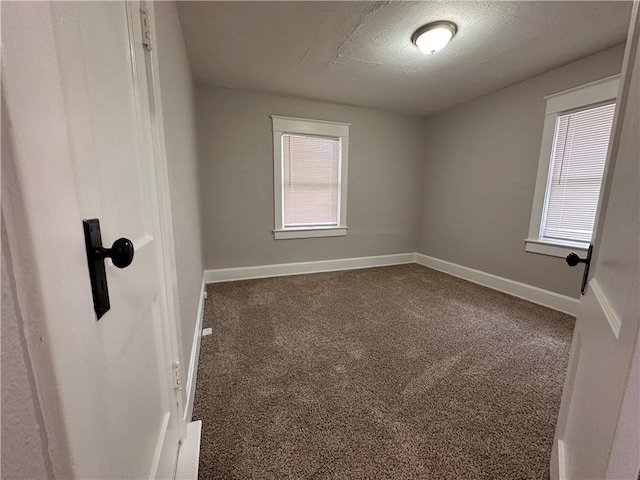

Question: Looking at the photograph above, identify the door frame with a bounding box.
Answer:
[1,0,187,476]
[126,0,189,472]
[133,0,189,438]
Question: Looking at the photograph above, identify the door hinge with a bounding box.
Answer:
[141,8,152,51]
[172,362,183,390]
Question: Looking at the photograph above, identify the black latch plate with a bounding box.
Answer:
[83,219,110,319]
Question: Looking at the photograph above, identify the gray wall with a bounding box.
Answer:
[197,87,425,269]
[195,45,624,298]
[418,44,625,298]
[155,1,204,368]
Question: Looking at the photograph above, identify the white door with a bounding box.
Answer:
[2,2,184,479]
[551,5,639,479]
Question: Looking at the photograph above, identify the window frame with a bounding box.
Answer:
[525,75,619,258]
[271,115,350,240]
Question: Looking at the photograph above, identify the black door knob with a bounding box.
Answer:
[565,245,593,295]
[566,252,587,267]
[95,238,134,268]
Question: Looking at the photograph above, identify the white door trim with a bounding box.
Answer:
[175,420,203,480]
[557,439,568,480]
[140,0,188,435]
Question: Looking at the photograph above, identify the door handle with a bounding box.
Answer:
[94,238,134,269]
[83,219,134,319]
[565,244,593,295]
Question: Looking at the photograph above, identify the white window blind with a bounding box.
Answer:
[282,134,341,227]
[542,102,615,243]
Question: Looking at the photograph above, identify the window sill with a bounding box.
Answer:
[524,238,589,258]
[273,227,347,240]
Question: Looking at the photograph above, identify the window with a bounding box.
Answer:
[526,76,619,257]
[271,115,349,240]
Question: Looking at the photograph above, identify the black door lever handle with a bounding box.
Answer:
[565,244,593,295]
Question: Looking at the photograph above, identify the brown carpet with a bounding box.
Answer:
[193,264,575,479]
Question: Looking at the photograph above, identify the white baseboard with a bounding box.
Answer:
[184,273,206,423]
[204,253,415,283]
[203,252,578,315]
[414,253,579,316]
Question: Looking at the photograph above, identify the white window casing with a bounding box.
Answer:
[525,75,619,258]
[271,115,350,240]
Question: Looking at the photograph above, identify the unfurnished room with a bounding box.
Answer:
[1,1,639,479]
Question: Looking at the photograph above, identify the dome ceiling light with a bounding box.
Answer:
[411,21,458,55]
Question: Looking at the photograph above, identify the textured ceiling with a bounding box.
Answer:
[177,1,632,117]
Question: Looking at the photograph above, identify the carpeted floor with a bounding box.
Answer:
[193,264,575,479]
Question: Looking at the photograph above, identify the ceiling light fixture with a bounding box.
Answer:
[411,21,457,55]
